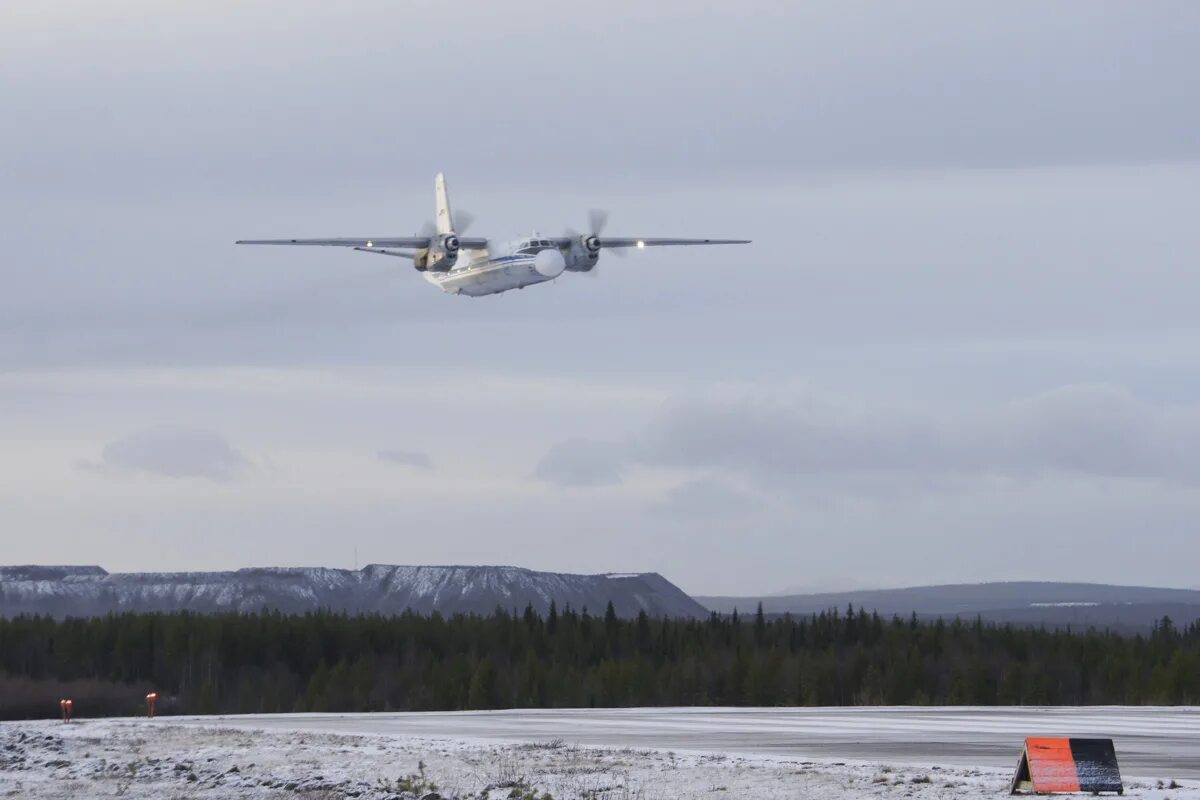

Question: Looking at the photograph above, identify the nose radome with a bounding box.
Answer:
[534,248,566,278]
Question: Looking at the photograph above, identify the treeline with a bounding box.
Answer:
[1,604,1198,720]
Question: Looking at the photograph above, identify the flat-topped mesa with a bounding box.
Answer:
[0,564,707,620]
[0,565,109,582]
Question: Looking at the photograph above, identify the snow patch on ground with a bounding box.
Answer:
[1,718,1197,799]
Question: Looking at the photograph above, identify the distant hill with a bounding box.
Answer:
[696,581,1200,632]
[0,564,707,619]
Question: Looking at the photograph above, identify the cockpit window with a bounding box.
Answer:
[517,239,555,254]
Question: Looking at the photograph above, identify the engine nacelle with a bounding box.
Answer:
[563,234,601,272]
[413,233,461,272]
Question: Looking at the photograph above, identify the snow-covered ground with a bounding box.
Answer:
[1,710,1197,799]
[176,706,1200,778]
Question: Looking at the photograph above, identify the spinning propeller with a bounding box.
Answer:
[566,208,622,275]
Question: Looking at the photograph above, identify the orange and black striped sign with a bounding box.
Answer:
[1010,737,1123,795]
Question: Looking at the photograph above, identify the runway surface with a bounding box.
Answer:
[180,706,1200,778]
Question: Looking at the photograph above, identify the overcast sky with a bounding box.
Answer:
[3,1,1199,595]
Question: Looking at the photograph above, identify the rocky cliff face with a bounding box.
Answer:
[0,564,708,619]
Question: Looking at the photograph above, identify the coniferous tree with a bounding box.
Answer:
[0,608,1196,719]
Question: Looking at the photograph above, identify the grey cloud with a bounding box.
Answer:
[535,438,624,488]
[647,477,758,520]
[629,385,1200,485]
[993,386,1177,478]
[5,3,1199,190]
[84,426,248,481]
[377,449,434,470]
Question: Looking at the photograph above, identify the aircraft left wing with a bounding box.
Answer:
[549,237,750,249]
[599,238,749,248]
[236,237,488,248]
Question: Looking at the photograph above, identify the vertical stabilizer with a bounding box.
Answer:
[435,172,454,234]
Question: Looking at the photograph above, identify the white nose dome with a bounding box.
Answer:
[533,248,566,278]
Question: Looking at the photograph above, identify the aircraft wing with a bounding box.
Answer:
[353,247,417,259]
[236,237,488,248]
[593,238,749,249]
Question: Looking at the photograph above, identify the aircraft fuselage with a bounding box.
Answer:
[425,237,571,297]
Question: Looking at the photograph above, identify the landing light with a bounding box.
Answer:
[637,240,645,249]
[366,241,374,248]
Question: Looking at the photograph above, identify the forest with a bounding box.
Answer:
[1,604,1197,720]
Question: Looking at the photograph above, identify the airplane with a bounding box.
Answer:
[237,174,750,297]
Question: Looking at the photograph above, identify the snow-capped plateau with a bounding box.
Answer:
[0,564,708,619]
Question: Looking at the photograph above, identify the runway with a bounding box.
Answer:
[180,706,1200,778]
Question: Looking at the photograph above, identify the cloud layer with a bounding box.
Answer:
[643,385,1200,482]
[647,477,758,520]
[535,439,624,487]
[377,449,434,470]
[539,385,1200,497]
[87,426,248,481]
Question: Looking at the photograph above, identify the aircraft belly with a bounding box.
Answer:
[440,259,553,297]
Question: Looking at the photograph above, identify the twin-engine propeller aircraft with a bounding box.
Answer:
[237,174,750,297]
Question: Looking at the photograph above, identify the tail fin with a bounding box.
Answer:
[435,172,455,234]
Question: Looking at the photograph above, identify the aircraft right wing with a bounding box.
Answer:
[352,247,417,259]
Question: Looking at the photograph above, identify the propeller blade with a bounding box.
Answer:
[585,209,623,257]
[588,208,609,236]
